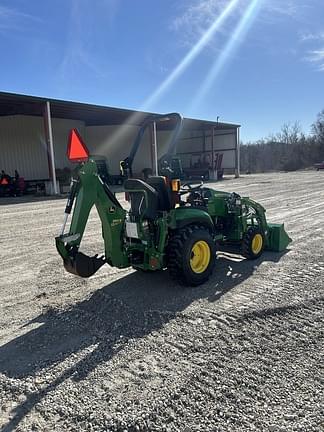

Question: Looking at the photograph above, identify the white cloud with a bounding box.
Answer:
[306,49,324,71]
[172,0,237,31]
[170,0,248,49]
[263,1,299,17]
[171,0,324,74]
[171,0,303,49]
[308,50,324,60]
[300,31,324,42]
[0,5,41,30]
[300,30,324,72]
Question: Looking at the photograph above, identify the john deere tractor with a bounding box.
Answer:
[56,114,291,286]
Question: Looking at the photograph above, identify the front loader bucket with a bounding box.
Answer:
[267,223,292,252]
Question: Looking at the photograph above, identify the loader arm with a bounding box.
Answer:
[56,159,128,277]
[241,197,291,251]
[242,197,269,245]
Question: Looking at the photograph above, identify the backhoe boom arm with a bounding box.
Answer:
[55,159,128,277]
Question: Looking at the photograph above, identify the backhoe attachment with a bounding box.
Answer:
[55,130,128,277]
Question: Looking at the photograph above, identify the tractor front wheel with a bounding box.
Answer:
[242,226,265,259]
[168,225,216,286]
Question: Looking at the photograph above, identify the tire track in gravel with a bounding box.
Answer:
[139,297,323,432]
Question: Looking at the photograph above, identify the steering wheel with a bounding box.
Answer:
[180,181,203,194]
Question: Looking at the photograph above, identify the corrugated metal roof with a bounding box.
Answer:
[0,91,240,131]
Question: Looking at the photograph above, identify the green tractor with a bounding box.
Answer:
[56,114,291,286]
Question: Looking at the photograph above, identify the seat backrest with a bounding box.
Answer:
[146,176,172,211]
[124,178,158,219]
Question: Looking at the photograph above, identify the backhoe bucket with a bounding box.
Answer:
[267,223,292,252]
[64,252,105,278]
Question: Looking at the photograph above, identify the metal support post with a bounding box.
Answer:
[211,127,215,170]
[152,121,158,176]
[44,101,58,194]
[235,127,240,178]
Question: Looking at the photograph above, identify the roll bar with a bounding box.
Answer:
[121,112,183,177]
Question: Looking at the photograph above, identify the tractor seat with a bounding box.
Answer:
[124,178,158,219]
[146,176,172,211]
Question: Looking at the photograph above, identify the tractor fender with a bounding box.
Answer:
[168,207,215,232]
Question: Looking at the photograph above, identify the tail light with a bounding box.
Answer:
[171,179,181,192]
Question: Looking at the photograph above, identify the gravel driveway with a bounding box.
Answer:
[0,171,323,431]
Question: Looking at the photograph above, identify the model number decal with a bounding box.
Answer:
[111,219,123,226]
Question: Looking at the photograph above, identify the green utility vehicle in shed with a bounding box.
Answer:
[56,113,291,286]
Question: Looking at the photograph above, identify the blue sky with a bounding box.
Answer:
[0,0,323,142]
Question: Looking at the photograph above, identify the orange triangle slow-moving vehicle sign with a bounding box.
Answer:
[67,129,89,162]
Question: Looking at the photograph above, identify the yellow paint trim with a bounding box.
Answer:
[190,240,211,273]
[251,233,263,254]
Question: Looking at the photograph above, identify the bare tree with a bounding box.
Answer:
[312,109,324,143]
[276,122,303,146]
[240,111,324,173]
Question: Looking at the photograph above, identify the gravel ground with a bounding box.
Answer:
[0,171,323,432]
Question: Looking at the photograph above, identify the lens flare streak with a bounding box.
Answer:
[96,0,246,155]
[141,0,241,111]
[96,0,241,153]
[189,0,263,112]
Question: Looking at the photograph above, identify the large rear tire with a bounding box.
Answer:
[168,225,216,286]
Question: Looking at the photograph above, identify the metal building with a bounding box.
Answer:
[0,92,240,193]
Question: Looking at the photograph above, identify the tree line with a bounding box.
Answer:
[240,109,324,173]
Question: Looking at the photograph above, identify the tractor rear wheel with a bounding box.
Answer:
[242,226,265,259]
[168,225,216,286]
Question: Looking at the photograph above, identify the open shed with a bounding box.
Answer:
[0,91,240,193]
